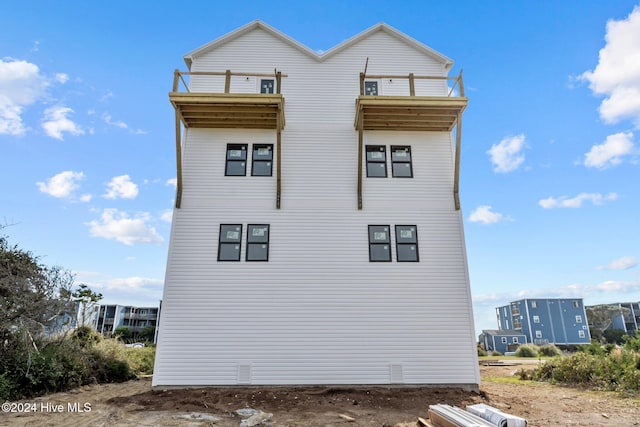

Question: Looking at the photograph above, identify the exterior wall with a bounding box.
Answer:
[155,26,478,387]
[480,331,527,354]
[497,299,590,345]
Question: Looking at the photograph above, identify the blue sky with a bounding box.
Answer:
[1,1,639,333]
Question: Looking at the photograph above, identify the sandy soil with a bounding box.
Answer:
[1,363,639,426]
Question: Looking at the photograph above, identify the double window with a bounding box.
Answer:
[260,79,275,94]
[365,145,413,178]
[368,225,419,262]
[225,144,273,176]
[218,224,270,262]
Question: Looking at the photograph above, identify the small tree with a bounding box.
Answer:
[114,326,132,342]
[72,284,102,327]
[586,304,629,341]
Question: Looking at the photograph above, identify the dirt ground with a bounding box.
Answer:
[2,362,639,427]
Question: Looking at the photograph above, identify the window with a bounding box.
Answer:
[225,144,247,176]
[531,300,537,308]
[501,337,507,344]
[364,81,378,96]
[575,315,582,323]
[368,225,391,262]
[390,146,413,178]
[366,146,387,177]
[260,79,275,94]
[512,337,519,343]
[251,144,273,176]
[533,315,540,323]
[218,224,242,261]
[578,330,585,338]
[572,300,580,308]
[395,225,419,262]
[246,224,270,261]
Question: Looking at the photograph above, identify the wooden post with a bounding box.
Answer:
[173,69,180,92]
[359,72,365,96]
[409,73,415,96]
[453,112,462,211]
[174,109,183,209]
[276,71,282,94]
[276,111,282,209]
[357,115,364,210]
[224,69,231,93]
[458,69,465,97]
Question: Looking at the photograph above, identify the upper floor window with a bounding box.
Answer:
[368,225,391,262]
[395,225,419,262]
[218,224,243,261]
[252,144,273,176]
[578,330,585,338]
[260,79,275,94]
[364,81,378,96]
[531,300,537,309]
[391,146,413,178]
[533,315,540,323]
[572,300,580,308]
[246,224,270,261]
[366,145,387,177]
[225,144,247,176]
[575,315,582,323]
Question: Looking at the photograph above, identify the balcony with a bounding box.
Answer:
[169,69,286,209]
[354,71,467,210]
[170,70,285,130]
[354,71,467,131]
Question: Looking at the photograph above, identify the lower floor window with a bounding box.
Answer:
[247,224,270,261]
[368,225,391,261]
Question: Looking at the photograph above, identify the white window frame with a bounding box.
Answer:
[578,330,585,338]
[575,315,582,323]
[533,315,540,323]
[535,330,542,339]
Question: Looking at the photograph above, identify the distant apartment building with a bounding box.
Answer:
[496,298,591,346]
[93,304,160,340]
[586,301,640,335]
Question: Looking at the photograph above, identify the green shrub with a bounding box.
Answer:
[578,341,606,356]
[539,344,562,357]
[124,347,155,375]
[491,351,502,356]
[514,344,539,358]
[71,326,102,348]
[477,346,487,357]
[0,373,12,401]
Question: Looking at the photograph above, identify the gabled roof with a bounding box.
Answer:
[184,20,453,70]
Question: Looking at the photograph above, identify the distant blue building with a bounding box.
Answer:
[496,298,591,346]
[586,301,640,335]
[479,330,528,354]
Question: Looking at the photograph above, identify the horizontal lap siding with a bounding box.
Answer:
[154,27,478,387]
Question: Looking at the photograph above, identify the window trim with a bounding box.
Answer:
[364,80,379,96]
[218,224,243,261]
[501,337,507,344]
[251,144,273,177]
[533,315,540,323]
[246,224,270,262]
[575,315,582,323]
[578,330,585,338]
[395,225,419,262]
[368,225,391,262]
[390,145,413,178]
[225,144,248,176]
[365,145,387,178]
[259,78,275,94]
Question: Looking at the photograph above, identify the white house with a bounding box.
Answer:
[153,20,479,389]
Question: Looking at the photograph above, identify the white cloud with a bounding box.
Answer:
[103,175,138,199]
[468,205,510,224]
[0,58,48,135]
[79,194,92,202]
[583,131,635,169]
[86,208,164,246]
[54,73,69,84]
[104,276,163,291]
[580,6,640,126]
[487,134,526,173]
[597,256,638,271]
[160,209,173,223]
[166,177,177,188]
[36,170,85,198]
[41,106,84,140]
[539,192,618,209]
[102,112,127,129]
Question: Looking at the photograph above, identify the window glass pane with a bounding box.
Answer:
[367,162,387,177]
[395,225,417,244]
[368,225,390,243]
[247,225,269,243]
[392,162,412,178]
[253,144,273,160]
[364,81,378,96]
[227,144,247,160]
[252,161,272,176]
[260,79,275,94]
[247,243,268,261]
[225,161,246,176]
[397,244,418,262]
[218,243,241,261]
[220,225,242,243]
[391,146,411,162]
[366,146,386,162]
[369,244,391,262]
